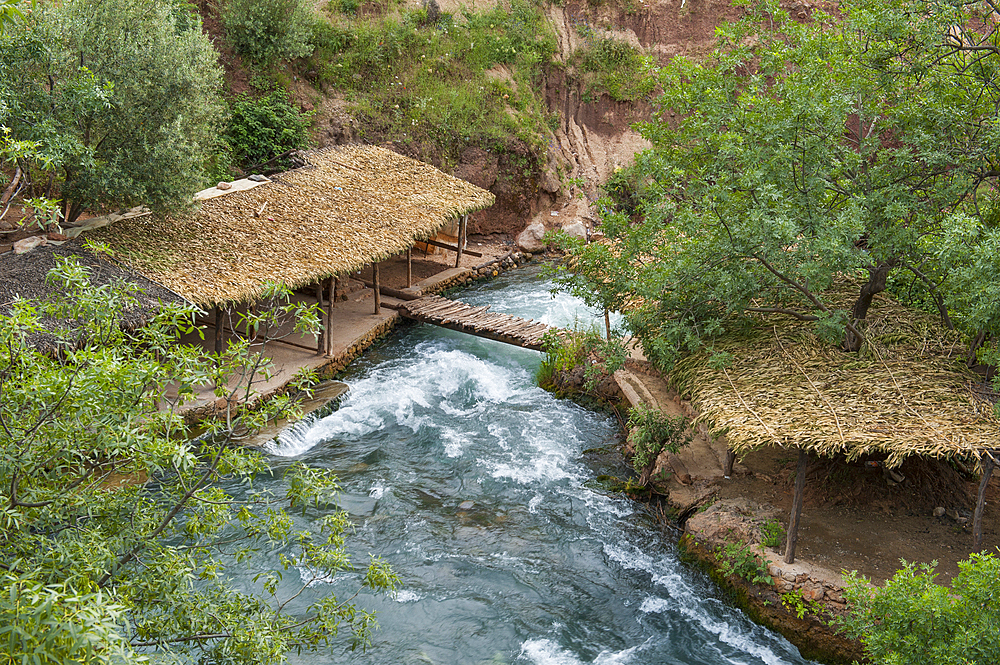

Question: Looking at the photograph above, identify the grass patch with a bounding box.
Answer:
[573,27,657,102]
[307,0,557,164]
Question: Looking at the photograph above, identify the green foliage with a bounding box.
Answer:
[221,0,315,64]
[576,35,657,102]
[0,258,396,662]
[0,0,223,224]
[225,90,311,171]
[0,0,31,35]
[307,0,556,162]
[839,553,1000,665]
[626,405,691,471]
[780,588,824,620]
[759,518,785,548]
[554,0,1000,367]
[714,541,772,586]
[537,328,626,393]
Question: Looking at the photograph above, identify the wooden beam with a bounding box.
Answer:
[724,449,736,477]
[373,263,381,315]
[360,280,420,301]
[974,452,996,549]
[407,246,412,288]
[784,449,809,564]
[455,214,468,268]
[214,306,224,355]
[315,281,325,356]
[326,277,335,357]
[419,237,483,257]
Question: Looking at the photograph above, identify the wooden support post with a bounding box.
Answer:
[214,306,224,355]
[604,309,611,340]
[407,246,412,288]
[373,263,381,315]
[316,281,325,356]
[724,448,736,477]
[784,449,808,564]
[974,452,996,549]
[326,276,335,356]
[455,214,467,268]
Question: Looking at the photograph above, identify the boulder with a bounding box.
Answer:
[516,222,547,253]
[13,235,47,255]
[561,220,587,242]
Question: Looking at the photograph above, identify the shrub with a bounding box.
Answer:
[577,36,657,102]
[627,405,691,471]
[221,0,314,64]
[225,90,311,171]
[839,553,1000,665]
[715,541,772,586]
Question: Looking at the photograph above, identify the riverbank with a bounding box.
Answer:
[598,350,1000,664]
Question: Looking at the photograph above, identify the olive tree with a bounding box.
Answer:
[0,0,223,226]
[558,0,1000,371]
[0,255,396,662]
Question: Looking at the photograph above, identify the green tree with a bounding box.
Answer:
[226,90,310,172]
[0,0,30,35]
[839,553,1000,665]
[221,0,314,65]
[558,0,1000,371]
[0,0,223,225]
[0,256,396,662]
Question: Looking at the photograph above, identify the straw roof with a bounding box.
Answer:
[91,145,495,307]
[668,283,1000,467]
[0,241,182,351]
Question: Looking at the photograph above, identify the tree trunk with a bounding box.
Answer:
[844,261,894,351]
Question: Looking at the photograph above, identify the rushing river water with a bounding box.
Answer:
[255,266,814,665]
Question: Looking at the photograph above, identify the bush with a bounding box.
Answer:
[221,0,314,64]
[225,90,311,171]
[839,553,1000,665]
[577,36,657,102]
[627,404,691,472]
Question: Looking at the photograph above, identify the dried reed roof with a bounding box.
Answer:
[92,145,495,306]
[0,241,182,351]
[669,283,1000,467]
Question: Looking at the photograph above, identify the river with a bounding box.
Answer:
[256,266,815,665]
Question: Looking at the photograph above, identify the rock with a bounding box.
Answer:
[46,232,69,241]
[561,220,587,242]
[13,235,47,254]
[540,169,561,194]
[248,174,268,182]
[216,181,232,190]
[516,222,547,253]
[458,500,475,510]
[453,147,499,191]
[933,506,946,517]
[800,581,825,601]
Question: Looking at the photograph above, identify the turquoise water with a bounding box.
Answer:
[257,266,814,665]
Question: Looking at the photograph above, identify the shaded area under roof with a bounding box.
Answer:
[93,145,495,307]
[0,241,183,350]
[667,283,1000,467]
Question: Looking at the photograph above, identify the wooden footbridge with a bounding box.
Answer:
[398,295,561,350]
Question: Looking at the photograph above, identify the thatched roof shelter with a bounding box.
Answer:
[663,281,1000,559]
[90,145,495,307]
[0,241,182,350]
[670,284,1000,468]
